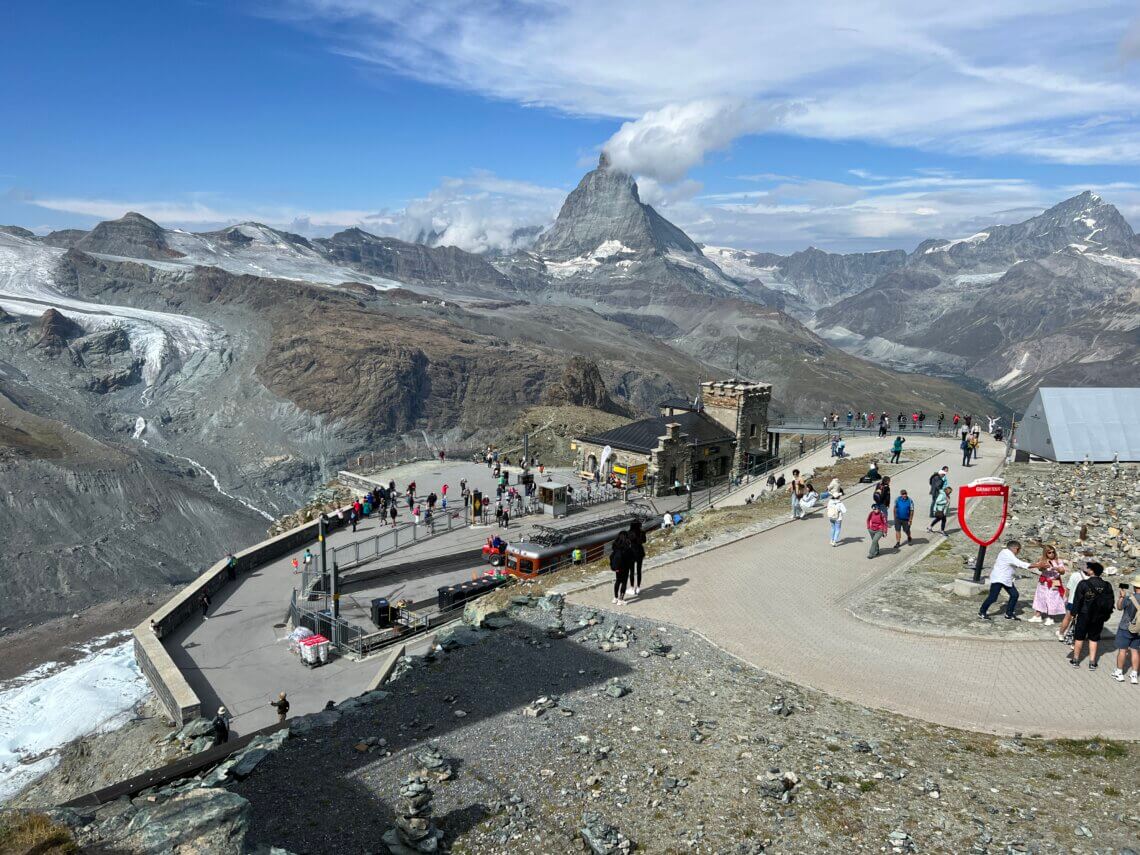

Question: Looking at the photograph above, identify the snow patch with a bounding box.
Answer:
[0,634,149,803]
[923,232,990,254]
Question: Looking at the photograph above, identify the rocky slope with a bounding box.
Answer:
[812,193,1140,403]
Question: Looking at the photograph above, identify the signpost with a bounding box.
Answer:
[957,477,1010,583]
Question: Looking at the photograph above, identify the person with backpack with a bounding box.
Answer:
[610,531,633,605]
[928,467,948,517]
[826,489,847,546]
[893,489,914,547]
[866,502,888,558]
[1070,561,1116,670]
[890,435,905,464]
[960,434,972,467]
[979,540,1046,621]
[1111,574,1140,684]
[927,486,952,535]
[873,476,891,514]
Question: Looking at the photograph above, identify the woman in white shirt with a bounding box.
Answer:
[826,490,847,546]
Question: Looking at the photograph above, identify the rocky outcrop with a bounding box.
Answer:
[543,356,625,414]
[0,224,35,239]
[74,211,184,260]
[34,307,84,353]
[533,153,700,261]
[41,228,89,248]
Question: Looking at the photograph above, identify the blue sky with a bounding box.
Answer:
[3,0,1139,253]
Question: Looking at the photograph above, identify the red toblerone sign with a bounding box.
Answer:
[957,477,1010,547]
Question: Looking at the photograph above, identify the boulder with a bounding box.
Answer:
[120,788,250,854]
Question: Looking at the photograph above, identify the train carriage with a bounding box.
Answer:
[504,511,659,578]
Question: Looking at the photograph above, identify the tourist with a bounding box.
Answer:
[1111,575,1140,684]
[866,502,888,558]
[826,489,847,546]
[788,469,806,519]
[413,504,422,525]
[389,504,398,527]
[893,489,914,546]
[960,433,973,467]
[662,512,674,529]
[928,467,949,517]
[938,411,945,432]
[494,504,503,527]
[897,412,905,430]
[1029,545,1067,624]
[860,460,881,484]
[211,706,229,746]
[835,438,846,458]
[801,483,820,510]
[912,411,919,430]
[270,691,290,723]
[628,518,647,595]
[979,540,1044,621]
[846,410,854,427]
[350,508,358,533]
[918,411,926,429]
[968,430,980,462]
[1056,561,1089,643]
[610,531,633,605]
[926,486,953,535]
[1069,562,1115,670]
[766,473,777,492]
[873,476,891,514]
[502,506,510,528]
[825,475,840,499]
[199,591,211,620]
[774,473,786,490]
[226,552,237,583]
[890,435,905,464]
[952,413,960,430]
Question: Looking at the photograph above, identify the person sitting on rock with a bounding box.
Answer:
[211,706,229,746]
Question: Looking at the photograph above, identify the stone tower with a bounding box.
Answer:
[700,379,772,476]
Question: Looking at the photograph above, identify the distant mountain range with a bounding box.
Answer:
[7,155,1127,624]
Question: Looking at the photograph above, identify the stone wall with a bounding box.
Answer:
[700,379,772,477]
[650,423,691,496]
[574,440,652,481]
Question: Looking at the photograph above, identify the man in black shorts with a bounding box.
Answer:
[1070,562,1115,670]
[892,490,914,547]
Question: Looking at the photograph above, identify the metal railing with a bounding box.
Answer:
[326,509,470,573]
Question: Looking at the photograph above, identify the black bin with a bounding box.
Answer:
[371,597,392,628]
[315,609,333,639]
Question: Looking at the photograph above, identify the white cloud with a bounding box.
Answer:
[25,173,564,254]
[276,0,1140,165]
[602,100,787,183]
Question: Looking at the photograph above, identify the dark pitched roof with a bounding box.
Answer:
[657,397,702,412]
[581,410,734,454]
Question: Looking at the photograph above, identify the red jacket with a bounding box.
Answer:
[867,509,888,533]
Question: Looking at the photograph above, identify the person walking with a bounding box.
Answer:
[350,508,358,533]
[494,504,503,527]
[211,706,229,746]
[502,506,510,528]
[960,433,973,467]
[926,486,953,535]
[225,553,238,583]
[890,435,905,464]
[1056,560,1088,643]
[1029,545,1067,624]
[846,410,854,427]
[866,503,888,558]
[928,467,948,517]
[826,489,847,546]
[389,504,398,527]
[628,518,647,595]
[199,591,211,620]
[788,469,806,519]
[1070,562,1115,670]
[270,691,290,723]
[968,431,980,463]
[610,531,633,605]
[979,540,1045,621]
[873,476,891,514]
[1111,574,1140,684]
[893,489,914,546]
[937,411,945,432]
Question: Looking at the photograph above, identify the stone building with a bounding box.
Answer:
[574,379,771,496]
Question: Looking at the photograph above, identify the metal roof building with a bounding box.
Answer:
[1015,387,1140,462]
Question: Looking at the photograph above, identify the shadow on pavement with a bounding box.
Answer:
[632,578,690,601]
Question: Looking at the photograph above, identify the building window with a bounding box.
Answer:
[749,423,756,437]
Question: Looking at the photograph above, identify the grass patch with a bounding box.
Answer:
[857,780,878,792]
[0,812,79,854]
[1053,739,1130,760]
[1103,785,1121,796]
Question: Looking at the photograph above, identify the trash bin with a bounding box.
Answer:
[371,597,392,628]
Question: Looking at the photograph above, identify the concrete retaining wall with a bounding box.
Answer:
[134,510,351,726]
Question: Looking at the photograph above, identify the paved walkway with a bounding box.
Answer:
[167,459,696,735]
[574,437,1139,740]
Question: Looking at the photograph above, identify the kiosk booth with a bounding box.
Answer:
[537,482,568,517]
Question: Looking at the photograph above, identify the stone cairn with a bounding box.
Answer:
[415,742,454,782]
[383,774,445,854]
